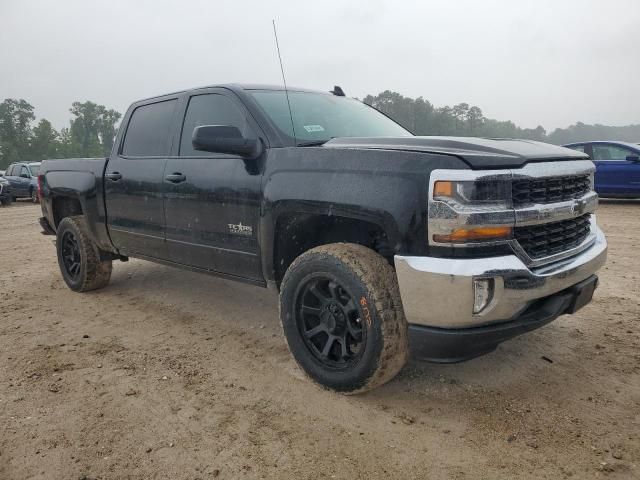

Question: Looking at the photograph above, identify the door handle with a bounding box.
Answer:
[165,173,186,183]
[105,172,122,181]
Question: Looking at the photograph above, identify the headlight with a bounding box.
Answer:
[429,175,514,246]
[433,180,510,206]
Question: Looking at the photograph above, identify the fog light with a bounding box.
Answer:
[473,278,494,314]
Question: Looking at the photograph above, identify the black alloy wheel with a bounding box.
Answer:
[296,275,366,369]
[55,216,112,292]
[61,230,82,280]
[279,243,409,393]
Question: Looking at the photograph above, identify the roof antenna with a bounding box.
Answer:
[272,20,296,143]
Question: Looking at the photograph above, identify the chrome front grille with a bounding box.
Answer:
[515,214,591,260]
[512,174,591,206]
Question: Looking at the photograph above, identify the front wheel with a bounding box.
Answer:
[56,216,112,292]
[279,243,409,394]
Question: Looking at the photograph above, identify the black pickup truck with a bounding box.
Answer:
[39,84,607,393]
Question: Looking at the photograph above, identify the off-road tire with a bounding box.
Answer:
[280,243,409,394]
[56,215,112,292]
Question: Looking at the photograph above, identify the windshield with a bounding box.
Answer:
[249,90,412,144]
[28,164,40,176]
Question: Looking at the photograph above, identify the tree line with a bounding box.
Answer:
[2,91,639,170]
[0,98,120,170]
[362,90,640,145]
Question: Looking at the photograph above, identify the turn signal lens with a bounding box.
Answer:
[433,226,512,243]
[433,180,454,198]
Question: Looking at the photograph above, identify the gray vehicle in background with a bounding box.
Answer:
[0,176,12,205]
[3,162,41,203]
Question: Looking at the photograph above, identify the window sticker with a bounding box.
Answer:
[303,124,325,133]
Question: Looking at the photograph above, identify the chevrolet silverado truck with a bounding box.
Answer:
[38,84,607,393]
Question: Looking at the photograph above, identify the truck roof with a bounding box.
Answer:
[135,84,332,104]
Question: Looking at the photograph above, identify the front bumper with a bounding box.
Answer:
[408,275,598,362]
[395,225,607,329]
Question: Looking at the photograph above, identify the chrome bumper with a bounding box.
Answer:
[394,225,607,328]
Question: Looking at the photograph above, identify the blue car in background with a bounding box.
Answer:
[563,141,640,198]
[3,161,41,203]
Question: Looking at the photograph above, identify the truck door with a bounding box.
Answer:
[104,97,179,259]
[163,90,264,281]
[591,143,640,196]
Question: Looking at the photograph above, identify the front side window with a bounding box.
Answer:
[249,90,412,144]
[592,144,634,161]
[20,166,30,177]
[122,99,177,156]
[179,94,254,156]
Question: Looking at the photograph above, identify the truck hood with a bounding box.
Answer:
[323,136,589,169]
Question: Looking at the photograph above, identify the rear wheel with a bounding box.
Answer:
[56,216,112,292]
[280,243,408,394]
[30,188,39,203]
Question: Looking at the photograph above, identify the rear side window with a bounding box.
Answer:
[179,94,254,157]
[122,99,177,156]
[592,144,634,161]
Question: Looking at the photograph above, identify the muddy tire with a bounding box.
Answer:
[279,243,408,394]
[56,216,112,292]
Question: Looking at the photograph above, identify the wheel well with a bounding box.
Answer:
[273,214,393,286]
[52,197,83,228]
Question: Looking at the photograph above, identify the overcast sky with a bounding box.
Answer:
[1,0,639,131]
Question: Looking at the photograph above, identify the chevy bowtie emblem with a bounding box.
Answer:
[572,199,587,216]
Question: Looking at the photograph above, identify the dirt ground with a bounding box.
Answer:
[0,201,638,480]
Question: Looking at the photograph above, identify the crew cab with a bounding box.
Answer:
[38,84,607,393]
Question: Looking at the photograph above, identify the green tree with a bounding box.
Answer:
[452,103,470,134]
[0,98,35,169]
[67,101,122,157]
[465,106,484,135]
[97,108,122,156]
[69,101,104,157]
[30,118,59,160]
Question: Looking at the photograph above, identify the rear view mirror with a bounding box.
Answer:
[192,125,262,159]
[626,155,640,163]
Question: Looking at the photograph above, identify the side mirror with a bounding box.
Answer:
[626,155,640,163]
[20,173,30,179]
[192,125,262,159]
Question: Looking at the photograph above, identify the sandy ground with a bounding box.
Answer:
[0,200,638,480]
